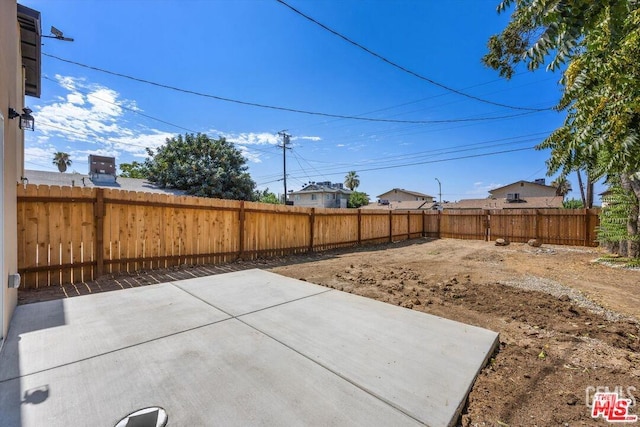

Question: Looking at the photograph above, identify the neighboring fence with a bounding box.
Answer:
[17,184,601,288]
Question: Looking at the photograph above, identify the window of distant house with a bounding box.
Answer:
[295,195,300,200]
[311,194,317,200]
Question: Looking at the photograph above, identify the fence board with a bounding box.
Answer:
[441,210,486,240]
[69,187,83,283]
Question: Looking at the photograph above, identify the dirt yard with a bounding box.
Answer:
[270,238,640,426]
[18,238,640,426]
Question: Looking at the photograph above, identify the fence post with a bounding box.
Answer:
[389,211,393,243]
[309,208,315,252]
[422,211,426,238]
[485,212,490,241]
[94,188,105,277]
[357,209,362,245]
[534,209,540,240]
[437,210,442,239]
[238,201,245,260]
[406,211,411,240]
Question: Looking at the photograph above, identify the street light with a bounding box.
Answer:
[435,177,442,203]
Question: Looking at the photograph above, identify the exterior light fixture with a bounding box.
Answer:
[8,107,35,131]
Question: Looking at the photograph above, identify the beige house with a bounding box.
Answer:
[377,188,434,204]
[1,2,41,341]
[289,182,353,208]
[444,179,563,210]
[360,200,435,211]
[488,179,558,201]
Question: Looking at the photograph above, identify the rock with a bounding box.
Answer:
[565,393,579,405]
[495,238,510,246]
[528,238,542,247]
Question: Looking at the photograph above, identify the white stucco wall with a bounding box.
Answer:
[0,0,23,339]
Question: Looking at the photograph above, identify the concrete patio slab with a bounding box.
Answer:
[0,320,422,426]
[241,289,499,427]
[0,282,229,381]
[173,269,329,316]
[0,269,498,426]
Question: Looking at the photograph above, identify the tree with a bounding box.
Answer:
[484,0,640,256]
[348,191,369,208]
[119,161,149,179]
[344,171,360,191]
[562,198,583,209]
[145,133,256,200]
[254,188,280,204]
[551,175,572,198]
[598,179,637,256]
[52,152,72,173]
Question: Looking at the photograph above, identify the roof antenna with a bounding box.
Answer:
[43,26,74,42]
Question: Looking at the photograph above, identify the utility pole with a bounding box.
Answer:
[278,130,291,204]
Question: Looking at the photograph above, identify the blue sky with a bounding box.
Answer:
[21,0,601,202]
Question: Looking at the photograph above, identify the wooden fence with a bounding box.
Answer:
[16,185,601,288]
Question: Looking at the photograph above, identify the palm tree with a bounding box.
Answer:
[551,176,572,198]
[52,152,72,173]
[344,171,360,190]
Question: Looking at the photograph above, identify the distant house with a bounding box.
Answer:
[23,169,185,196]
[360,200,435,211]
[88,154,117,183]
[376,188,435,205]
[488,179,558,201]
[289,181,352,208]
[444,179,563,210]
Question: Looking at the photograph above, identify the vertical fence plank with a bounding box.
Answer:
[81,186,95,282]
[21,185,39,288]
[69,186,83,283]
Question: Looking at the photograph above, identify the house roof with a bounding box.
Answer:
[488,180,556,193]
[376,188,433,199]
[443,196,563,210]
[289,184,352,195]
[17,4,42,98]
[24,169,186,195]
[360,200,434,211]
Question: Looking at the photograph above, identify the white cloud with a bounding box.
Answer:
[26,75,314,170]
[26,75,175,165]
[67,92,84,105]
[227,132,280,146]
[295,135,321,142]
[24,146,56,169]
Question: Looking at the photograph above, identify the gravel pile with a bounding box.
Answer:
[501,274,635,323]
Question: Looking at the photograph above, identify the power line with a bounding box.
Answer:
[258,146,536,185]
[44,53,542,124]
[275,0,552,112]
[255,132,550,180]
